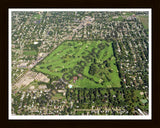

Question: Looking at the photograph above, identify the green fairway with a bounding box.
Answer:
[34,40,121,88]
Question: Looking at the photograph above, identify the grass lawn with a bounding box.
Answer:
[140,99,148,104]
[34,40,121,88]
[33,14,42,20]
[52,93,65,100]
[23,50,37,56]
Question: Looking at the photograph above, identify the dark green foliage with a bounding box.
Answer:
[88,63,96,75]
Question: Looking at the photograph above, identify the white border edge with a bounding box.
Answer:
[9,9,12,120]
[8,8,152,120]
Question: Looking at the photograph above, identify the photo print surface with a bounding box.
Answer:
[9,8,152,120]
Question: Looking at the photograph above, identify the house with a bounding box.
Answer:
[78,74,83,79]
[17,62,28,68]
[73,76,78,83]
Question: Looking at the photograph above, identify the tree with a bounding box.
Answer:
[88,63,97,75]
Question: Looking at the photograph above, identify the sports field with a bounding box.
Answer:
[34,40,121,88]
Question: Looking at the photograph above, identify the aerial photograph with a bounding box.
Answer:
[9,9,151,119]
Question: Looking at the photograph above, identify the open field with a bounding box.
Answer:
[137,16,148,30]
[34,40,121,88]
